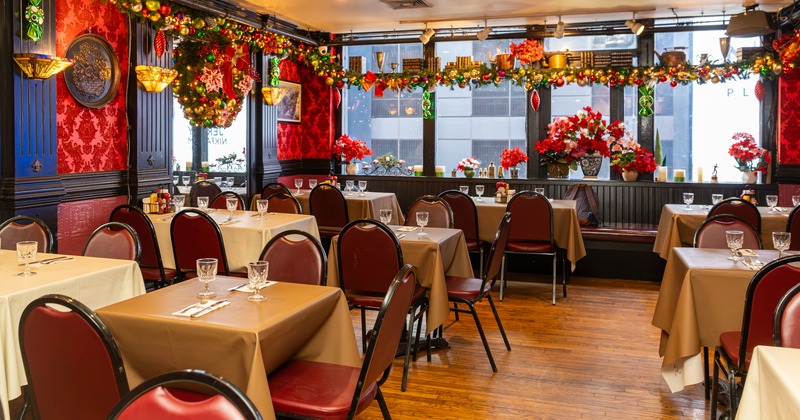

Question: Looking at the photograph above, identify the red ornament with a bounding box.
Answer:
[154,30,166,58]
[530,89,540,112]
[555,78,565,87]
[670,80,678,88]
[754,79,765,102]
[332,88,341,109]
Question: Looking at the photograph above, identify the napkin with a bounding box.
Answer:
[396,226,418,232]
[230,281,277,293]
[173,300,230,317]
[740,249,759,257]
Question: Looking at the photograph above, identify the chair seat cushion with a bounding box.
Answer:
[506,241,553,253]
[140,267,178,283]
[348,286,426,309]
[445,275,491,300]
[719,331,744,369]
[268,360,377,419]
[465,239,483,252]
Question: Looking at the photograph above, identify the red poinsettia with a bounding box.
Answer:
[728,132,770,173]
[609,139,657,174]
[536,106,618,168]
[509,39,544,66]
[332,134,372,163]
[499,147,529,170]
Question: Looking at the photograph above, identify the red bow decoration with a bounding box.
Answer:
[220,43,251,99]
[374,80,388,97]
[362,71,377,92]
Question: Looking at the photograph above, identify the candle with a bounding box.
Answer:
[185,161,193,171]
[673,169,686,182]
[696,167,703,182]
[435,166,445,177]
[414,165,423,176]
[657,166,668,182]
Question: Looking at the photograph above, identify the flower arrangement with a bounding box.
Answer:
[509,39,544,66]
[536,106,620,168]
[456,157,481,172]
[332,134,372,163]
[500,147,529,170]
[728,132,770,173]
[372,153,405,169]
[609,139,657,174]
[209,152,246,172]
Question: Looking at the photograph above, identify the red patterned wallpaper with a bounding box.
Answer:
[55,0,128,173]
[277,61,334,160]
[57,196,128,255]
[779,70,800,164]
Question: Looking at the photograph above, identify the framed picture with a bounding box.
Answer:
[63,34,121,108]
[277,80,301,123]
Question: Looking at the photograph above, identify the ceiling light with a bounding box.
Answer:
[476,19,492,41]
[625,12,645,35]
[726,9,775,37]
[554,17,565,39]
[420,27,435,44]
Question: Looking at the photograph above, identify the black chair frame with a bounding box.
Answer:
[259,229,327,286]
[260,182,292,200]
[264,192,303,214]
[0,215,56,253]
[405,195,455,228]
[709,198,762,233]
[438,189,487,276]
[212,191,246,210]
[83,221,142,263]
[110,205,174,289]
[692,213,763,249]
[773,282,800,347]
[170,209,233,280]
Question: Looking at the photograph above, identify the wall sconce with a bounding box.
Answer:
[625,12,645,36]
[134,65,178,92]
[13,53,74,80]
[261,86,287,106]
[420,26,436,44]
[554,16,565,39]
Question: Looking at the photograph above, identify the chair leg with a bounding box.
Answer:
[487,295,511,351]
[479,247,484,278]
[561,252,568,298]
[499,254,507,302]
[401,311,415,392]
[551,253,557,305]
[18,388,30,420]
[703,346,710,400]
[465,300,498,372]
[728,368,739,418]
[361,308,367,352]
[376,387,392,420]
[711,348,721,420]
[453,302,460,321]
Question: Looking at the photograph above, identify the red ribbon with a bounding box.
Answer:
[220,44,251,99]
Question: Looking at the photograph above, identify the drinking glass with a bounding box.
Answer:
[16,241,38,277]
[309,179,318,190]
[182,175,190,186]
[683,192,695,210]
[256,199,269,220]
[534,187,545,197]
[459,185,469,195]
[712,194,723,206]
[475,185,485,201]
[226,197,238,220]
[294,178,303,194]
[173,194,185,213]
[358,180,367,196]
[226,177,235,187]
[766,194,779,212]
[246,261,269,302]
[197,196,209,212]
[793,195,800,207]
[173,175,179,185]
[725,230,744,261]
[196,258,218,300]
[380,208,392,224]
[345,180,355,196]
[773,231,791,258]
[214,177,222,185]
[416,211,429,237]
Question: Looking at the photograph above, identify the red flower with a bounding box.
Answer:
[499,147,529,170]
[332,134,372,163]
[509,39,544,65]
[536,106,618,167]
[728,132,769,173]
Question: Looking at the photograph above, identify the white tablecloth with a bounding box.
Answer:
[737,346,800,419]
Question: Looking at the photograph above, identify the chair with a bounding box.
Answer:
[708,198,762,234]
[786,205,800,250]
[269,265,417,420]
[19,294,129,420]
[265,192,303,214]
[310,184,349,249]
[710,255,800,419]
[170,209,234,280]
[445,212,512,372]
[260,182,291,200]
[0,215,55,253]
[82,222,141,262]
[502,190,566,304]
[108,370,261,420]
[439,190,487,276]
[210,191,245,210]
[110,205,177,289]
[338,219,427,392]
[189,180,223,207]
[405,195,454,228]
[693,214,762,250]
[773,282,800,348]
[258,229,327,286]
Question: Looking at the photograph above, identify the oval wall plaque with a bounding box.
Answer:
[63,33,120,108]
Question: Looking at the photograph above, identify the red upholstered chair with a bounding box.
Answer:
[786,205,800,250]
[773,282,800,348]
[439,190,487,276]
[502,190,566,304]
[0,215,55,253]
[693,214,762,250]
[269,265,417,419]
[110,205,177,289]
[711,255,800,419]
[189,180,222,207]
[170,209,235,280]
[445,212,512,372]
[19,294,129,420]
[260,182,291,200]
[405,195,454,229]
[83,222,141,262]
[338,219,427,391]
[259,230,326,286]
[310,184,349,249]
[108,369,261,420]
[265,192,303,214]
[210,191,245,210]
[709,198,762,234]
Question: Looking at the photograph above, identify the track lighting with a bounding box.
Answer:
[554,16,565,39]
[625,12,645,35]
[476,19,492,41]
[420,27,435,44]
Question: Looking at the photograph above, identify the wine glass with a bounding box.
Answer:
[16,241,38,277]
[345,180,355,196]
[173,175,179,185]
[683,192,695,210]
[773,232,791,258]
[226,177,235,187]
[793,196,800,207]
[225,197,238,221]
[475,185,485,201]
[534,187,545,197]
[256,199,269,220]
[181,175,190,186]
[459,185,469,195]
[173,194,185,213]
[196,258,218,300]
[309,179,318,190]
[416,211,429,237]
[294,178,303,194]
[197,196,209,212]
[766,195,779,212]
[712,194,723,206]
[246,261,269,302]
[358,180,367,196]
[380,208,392,224]
[725,230,744,261]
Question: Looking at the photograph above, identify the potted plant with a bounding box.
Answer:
[332,134,372,175]
[609,138,658,181]
[509,39,544,68]
[499,147,528,179]
[728,132,769,184]
[456,157,481,178]
[539,106,618,179]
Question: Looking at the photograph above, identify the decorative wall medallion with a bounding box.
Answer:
[31,159,43,172]
[64,34,120,108]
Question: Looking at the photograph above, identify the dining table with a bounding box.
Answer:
[327,226,474,334]
[147,210,320,273]
[651,247,791,393]
[96,276,360,419]
[737,345,800,419]
[250,190,406,225]
[0,252,146,419]
[652,204,790,260]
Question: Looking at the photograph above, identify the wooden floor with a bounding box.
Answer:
[355,276,709,419]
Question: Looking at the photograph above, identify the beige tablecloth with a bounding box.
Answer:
[473,199,586,270]
[327,226,474,334]
[251,191,405,225]
[737,346,800,419]
[0,252,145,419]
[651,247,788,392]
[96,277,360,419]
[148,211,320,273]
[653,204,789,259]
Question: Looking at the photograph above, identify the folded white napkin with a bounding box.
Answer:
[396,226,418,232]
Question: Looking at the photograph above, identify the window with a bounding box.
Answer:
[172,100,248,173]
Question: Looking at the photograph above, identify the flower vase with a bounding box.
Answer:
[547,163,570,179]
[578,152,603,179]
[622,169,639,182]
[346,162,359,175]
[741,170,757,184]
[510,167,519,179]
[464,168,475,178]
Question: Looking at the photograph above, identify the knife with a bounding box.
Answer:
[191,300,229,318]
[19,256,69,266]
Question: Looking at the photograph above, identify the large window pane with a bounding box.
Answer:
[551,84,613,179]
[172,101,248,173]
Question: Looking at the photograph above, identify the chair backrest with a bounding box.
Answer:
[350,264,416,418]
[109,369,261,420]
[709,198,761,233]
[0,215,54,253]
[310,184,349,229]
[83,222,142,262]
[338,219,403,295]
[211,191,245,210]
[773,282,800,348]
[405,195,454,229]
[265,192,303,214]
[260,182,291,200]
[786,206,800,250]
[483,212,513,291]
[110,205,165,271]
[506,191,554,245]
[736,255,800,371]
[170,210,231,276]
[438,190,480,241]
[259,230,327,286]
[693,214,762,249]
[20,294,129,419]
[190,181,223,207]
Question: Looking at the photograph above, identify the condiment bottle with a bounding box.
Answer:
[488,162,496,178]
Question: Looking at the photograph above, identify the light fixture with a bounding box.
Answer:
[625,12,645,35]
[726,9,775,37]
[476,19,492,41]
[554,16,565,39]
[419,26,435,44]
[13,53,74,80]
[261,86,287,106]
[134,65,178,93]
